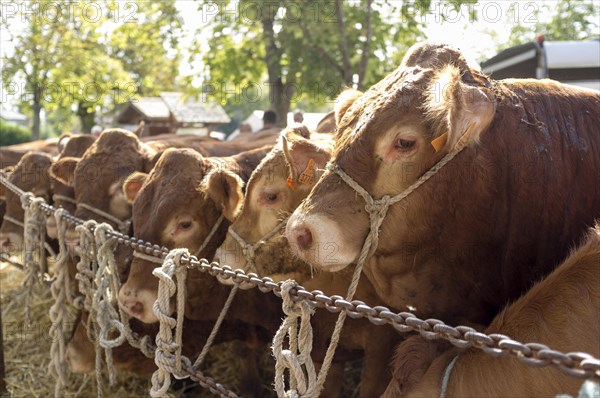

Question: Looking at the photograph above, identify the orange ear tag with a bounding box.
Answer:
[431,132,448,152]
[298,158,316,185]
[287,176,297,191]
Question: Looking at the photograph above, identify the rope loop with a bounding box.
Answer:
[272,280,316,398]
[150,248,190,397]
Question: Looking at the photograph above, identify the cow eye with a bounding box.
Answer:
[394,138,416,150]
[264,192,278,203]
[178,220,192,230]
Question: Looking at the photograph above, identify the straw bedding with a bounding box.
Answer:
[1,259,362,397]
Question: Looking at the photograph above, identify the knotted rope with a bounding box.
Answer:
[93,223,127,386]
[150,248,189,397]
[272,281,316,398]
[21,192,48,326]
[47,208,71,398]
[271,124,476,397]
[74,220,106,397]
[227,217,288,276]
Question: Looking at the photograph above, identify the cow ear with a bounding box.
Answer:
[49,157,79,186]
[281,131,331,185]
[133,121,145,137]
[335,89,363,126]
[141,145,158,172]
[201,169,244,222]
[425,65,496,152]
[123,172,148,203]
[58,133,72,153]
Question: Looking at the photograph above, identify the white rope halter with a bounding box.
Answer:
[227,217,289,274]
[52,193,77,206]
[78,202,131,234]
[3,214,24,229]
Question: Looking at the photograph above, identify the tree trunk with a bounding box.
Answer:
[31,89,41,141]
[357,0,373,90]
[261,1,290,128]
[77,102,96,133]
[335,0,353,84]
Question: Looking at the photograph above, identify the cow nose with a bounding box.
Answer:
[292,225,313,251]
[118,286,144,317]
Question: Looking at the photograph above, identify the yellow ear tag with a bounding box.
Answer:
[287,176,297,191]
[431,132,448,152]
[298,158,316,185]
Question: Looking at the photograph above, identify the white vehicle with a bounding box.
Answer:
[481,37,600,91]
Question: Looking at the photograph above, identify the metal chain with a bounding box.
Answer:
[1,170,599,381]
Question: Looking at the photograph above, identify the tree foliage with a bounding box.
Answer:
[1,0,183,137]
[197,0,475,126]
[506,0,599,47]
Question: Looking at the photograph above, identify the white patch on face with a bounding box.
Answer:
[214,242,248,273]
[286,213,359,272]
[373,124,430,198]
[108,181,131,220]
[118,287,162,324]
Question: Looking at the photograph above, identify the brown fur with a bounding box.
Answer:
[290,42,600,329]
[385,224,600,397]
[0,138,59,168]
[118,146,278,397]
[0,151,53,239]
[218,126,401,397]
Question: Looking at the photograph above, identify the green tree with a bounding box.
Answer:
[197,0,471,127]
[1,0,70,139]
[108,0,183,96]
[506,0,599,47]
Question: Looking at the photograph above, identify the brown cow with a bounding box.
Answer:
[49,128,277,240]
[0,137,59,168]
[117,145,276,324]
[215,124,401,397]
[384,223,600,398]
[45,134,97,240]
[286,42,600,327]
[0,151,53,252]
[117,146,280,396]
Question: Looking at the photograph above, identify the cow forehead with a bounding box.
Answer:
[334,68,433,155]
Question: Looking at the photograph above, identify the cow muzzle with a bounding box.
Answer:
[118,284,163,324]
[285,213,359,272]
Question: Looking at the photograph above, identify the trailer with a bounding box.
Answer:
[481,37,600,91]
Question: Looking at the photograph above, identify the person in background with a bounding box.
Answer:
[293,109,304,123]
[260,110,277,131]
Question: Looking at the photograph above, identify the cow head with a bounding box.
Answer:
[0,152,53,254]
[50,129,155,245]
[286,42,496,272]
[46,134,96,241]
[118,146,270,323]
[215,125,335,281]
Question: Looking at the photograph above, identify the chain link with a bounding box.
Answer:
[1,171,599,382]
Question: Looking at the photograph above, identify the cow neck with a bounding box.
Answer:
[326,123,475,269]
[227,217,289,274]
[77,202,131,234]
[132,214,225,264]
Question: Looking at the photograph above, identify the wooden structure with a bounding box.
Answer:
[116,92,230,137]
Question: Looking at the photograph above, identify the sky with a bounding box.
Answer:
[0,0,595,110]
